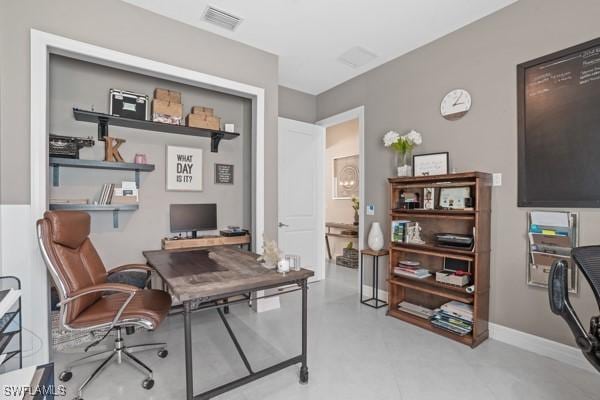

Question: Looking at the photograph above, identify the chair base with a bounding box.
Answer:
[59,328,167,400]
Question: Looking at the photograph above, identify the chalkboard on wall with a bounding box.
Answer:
[518,37,600,207]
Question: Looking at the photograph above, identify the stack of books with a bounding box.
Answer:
[397,301,435,320]
[99,181,139,205]
[393,261,431,279]
[431,301,473,336]
[98,183,115,205]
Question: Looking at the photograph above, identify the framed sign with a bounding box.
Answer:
[333,154,359,199]
[166,145,203,191]
[413,152,449,176]
[215,163,234,184]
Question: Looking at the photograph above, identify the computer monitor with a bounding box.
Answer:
[170,203,217,238]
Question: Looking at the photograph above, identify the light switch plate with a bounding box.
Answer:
[366,204,375,215]
[493,173,502,187]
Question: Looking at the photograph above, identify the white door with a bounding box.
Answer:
[278,118,325,281]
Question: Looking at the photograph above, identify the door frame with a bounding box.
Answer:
[277,117,326,282]
[27,29,266,364]
[316,106,365,288]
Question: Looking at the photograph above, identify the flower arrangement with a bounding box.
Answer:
[257,237,282,268]
[383,129,423,176]
[382,129,422,154]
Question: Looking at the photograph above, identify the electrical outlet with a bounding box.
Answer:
[366,204,375,215]
[493,173,502,187]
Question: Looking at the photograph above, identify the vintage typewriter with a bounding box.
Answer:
[49,134,95,159]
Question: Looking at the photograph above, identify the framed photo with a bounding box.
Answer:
[333,154,359,199]
[413,152,449,176]
[439,187,470,209]
[166,145,203,191]
[423,188,435,210]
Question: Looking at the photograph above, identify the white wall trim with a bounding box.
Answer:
[317,106,365,289]
[29,29,266,363]
[489,323,596,373]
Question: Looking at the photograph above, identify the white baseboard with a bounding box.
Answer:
[489,323,597,374]
[361,284,388,302]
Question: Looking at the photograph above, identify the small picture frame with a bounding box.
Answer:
[413,152,449,176]
[423,188,435,210]
[439,187,470,209]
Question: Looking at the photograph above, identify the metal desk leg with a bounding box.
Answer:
[184,301,193,400]
[360,253,364,302]
[374,256,379,302]
[325,234,332,259]
[300,279,309,383]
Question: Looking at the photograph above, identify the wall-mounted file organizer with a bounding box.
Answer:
[527,211,578,293]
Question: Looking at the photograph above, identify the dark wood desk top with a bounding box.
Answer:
[325,222,358,231]
[143,246,314,302]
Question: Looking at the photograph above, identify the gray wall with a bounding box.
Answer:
[278,86,317,123]
[0,0,279,239]
[49,55,252,266]
[317,0,600,346]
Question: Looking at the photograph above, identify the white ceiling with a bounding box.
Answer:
[122,0,516,95]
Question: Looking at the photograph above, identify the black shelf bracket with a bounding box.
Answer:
[113,210,119,228]
[211,132,225,153]
[52,164,60,187]
[98,116,109,140]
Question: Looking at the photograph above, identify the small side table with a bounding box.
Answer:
[360,249,389,309]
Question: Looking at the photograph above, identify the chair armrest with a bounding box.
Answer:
[108,264,153,275]
[60,282,141,329]
[60,283,140,306]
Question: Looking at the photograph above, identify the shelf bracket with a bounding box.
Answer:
[135,170,140,188]
[211,132,225,153]
[113,210,119,228]
[52,164,59,187]
[98,117,109,141]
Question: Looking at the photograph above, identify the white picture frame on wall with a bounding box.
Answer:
[166,145,203,191]
[332,154,359,199]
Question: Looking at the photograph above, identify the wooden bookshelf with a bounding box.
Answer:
[387,171,491,348]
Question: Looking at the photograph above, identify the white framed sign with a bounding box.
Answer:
[413,152,449,176]
[166,145,203,191]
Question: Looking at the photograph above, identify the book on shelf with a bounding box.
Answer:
[393,269,431,280]
[49,198,89,205]
[391,220,410,243]
[397,301,435,319]
[440,301,473,322]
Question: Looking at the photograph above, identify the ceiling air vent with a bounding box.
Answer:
[203,6,243,31]
[338,47,377,69]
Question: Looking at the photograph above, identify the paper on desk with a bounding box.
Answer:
[0,365,36,399]
[530,211,570,228]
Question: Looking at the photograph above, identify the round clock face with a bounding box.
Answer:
[441,89,471,120]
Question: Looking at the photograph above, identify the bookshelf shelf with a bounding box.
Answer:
[73,108,239,153]
[49,157,155,187]
[0,277,22,371]
[48,204,139,228]
[387,172,491,348]
[389,278,473,304]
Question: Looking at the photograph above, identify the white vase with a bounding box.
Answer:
[368,222,384,251]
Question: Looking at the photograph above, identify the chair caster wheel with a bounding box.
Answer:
[157,348,168,358]
[59,371,73,382]
[142,378,154,390]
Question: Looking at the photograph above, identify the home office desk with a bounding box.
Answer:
[142,246,314,400]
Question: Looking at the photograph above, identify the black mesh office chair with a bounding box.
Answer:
[549,246,600,372]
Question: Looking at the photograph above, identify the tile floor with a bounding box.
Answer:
[54,263,600,400]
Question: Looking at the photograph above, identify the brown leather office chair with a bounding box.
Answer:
[37,211,172,399]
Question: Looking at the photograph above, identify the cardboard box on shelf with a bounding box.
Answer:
[186,113,221,130]
[191,106,214,116]
[152,99,183,124]
[154,88,181,104]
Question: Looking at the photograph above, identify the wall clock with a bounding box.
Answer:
[440,89,471,120]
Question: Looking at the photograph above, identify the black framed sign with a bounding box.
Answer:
[412,152,449,176]
[518,37,600,207]
[215,163,234,184]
